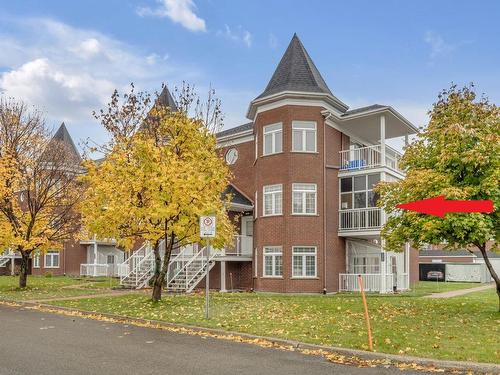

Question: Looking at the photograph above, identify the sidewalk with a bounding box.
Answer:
[423,283,494,299]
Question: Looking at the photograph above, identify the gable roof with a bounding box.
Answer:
[52,122,81,160]
[256,34,334,100]
[222,184,253,207]
[156,86,178,111]
[216,122,253,139]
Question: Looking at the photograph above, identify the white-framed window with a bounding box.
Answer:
[292,121,317,152]
[292,247,317,277]
[107,255,115,264]
[254,190,258,218]
[263,184,282,216]
[33,253,40,268]
[254,248,258,277]
[44,250,60,268]
[255,132,258,159]
[292,183,317,215]
[263,246,283,277]
[263,123,282,156]
[340,173,380,210]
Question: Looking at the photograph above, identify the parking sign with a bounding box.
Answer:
[200,216,216,238]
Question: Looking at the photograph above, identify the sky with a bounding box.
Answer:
[0,0,499,150]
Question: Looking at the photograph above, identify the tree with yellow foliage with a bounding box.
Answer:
[0,98,83,288]
[80,85,234,301]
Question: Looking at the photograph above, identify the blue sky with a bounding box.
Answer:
[0,0,499,149]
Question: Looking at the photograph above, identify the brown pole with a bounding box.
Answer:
[358,274,373,351]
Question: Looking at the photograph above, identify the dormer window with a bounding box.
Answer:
[263,123,282,156]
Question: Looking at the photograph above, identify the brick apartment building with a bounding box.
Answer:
[1,34,420,293]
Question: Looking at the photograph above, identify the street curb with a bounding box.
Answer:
[4,300,500,374]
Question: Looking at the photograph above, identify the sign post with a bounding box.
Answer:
[200,216,216,319]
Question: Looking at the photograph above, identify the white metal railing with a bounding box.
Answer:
[80,264,119,277]
[117,235,253,291]
[339,145,403,173]
[339,207,382,231]
[221,235,253,257]
[339,273,409,293]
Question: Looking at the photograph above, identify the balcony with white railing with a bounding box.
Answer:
[339,273,409,293]
[219,235,253,258]
[339,207,382,232]
[80,263,120,277]
[339,145,403,174]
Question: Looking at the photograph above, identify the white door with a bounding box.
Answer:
[240,216,253,256]
[241,216,253,237]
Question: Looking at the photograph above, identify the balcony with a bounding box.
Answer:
[215,235,253,259]
[339,207,382,232]
[339,273,409,293]
[339,145,403,174]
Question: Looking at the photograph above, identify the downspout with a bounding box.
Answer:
[323,119,327,294]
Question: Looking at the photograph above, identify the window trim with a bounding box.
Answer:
[292,183,317,215]
[263,184,283,217]
[292,121,317,153]
[33,254,40,268]
[339,173,380,210]
[262,123,283,156]
[292,246,317,278]
[263,246,283,277]
[44,250,60,269]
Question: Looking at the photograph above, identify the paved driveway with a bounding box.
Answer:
[0,304,428,375]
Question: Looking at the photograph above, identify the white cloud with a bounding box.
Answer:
[0,16,201,147]
[217,25,252,47]
[424,31,455,59]
[137,0,206,32]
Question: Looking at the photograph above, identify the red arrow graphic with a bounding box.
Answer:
[397,195,494,217]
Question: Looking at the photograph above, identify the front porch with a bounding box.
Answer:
[339,239,410,293]
[79,238,125,277]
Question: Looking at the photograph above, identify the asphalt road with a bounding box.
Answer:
[0,304,428,375]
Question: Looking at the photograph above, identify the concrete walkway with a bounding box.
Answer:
[423,283,495,298]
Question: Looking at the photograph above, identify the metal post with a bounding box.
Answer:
[205,240,210,319]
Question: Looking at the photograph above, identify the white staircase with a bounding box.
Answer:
[0,255,10,267]
[119,242,156,289]
[0,250,14,267]
[166,246,217,293]
[118,241,217,293]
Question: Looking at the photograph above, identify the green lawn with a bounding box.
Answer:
[0,275,119,301]
[43,284,499,364]
[2,277,497,363]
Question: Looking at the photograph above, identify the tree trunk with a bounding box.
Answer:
[19,252,30,289]
[151,239,163,302]
[476,244,500,312]
[151,234,175,302]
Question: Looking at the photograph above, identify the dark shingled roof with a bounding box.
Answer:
[342,104,386,116]
[216,122,254,138]
[222,184,253,207]
[256,34,333,100]
[420,250,500,258]
[52,122,81,160]
[157,86,178,111]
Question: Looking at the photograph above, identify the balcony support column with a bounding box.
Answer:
[93,235,98,277]
[380,115,386,166]
[380,238,387,294]
[220,260,227,292]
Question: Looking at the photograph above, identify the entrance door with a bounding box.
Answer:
[241,216,253,237]
[240,216,253,256]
